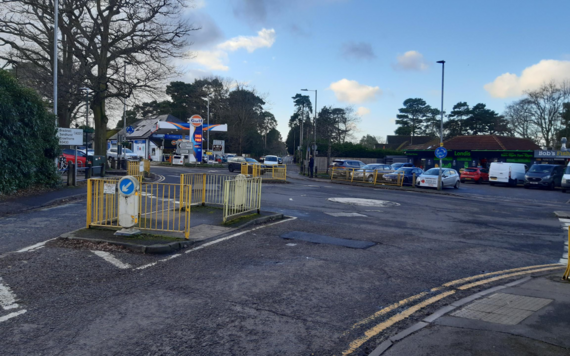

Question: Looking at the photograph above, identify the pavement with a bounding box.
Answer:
[378,274,570,356]
[0,185,87,217]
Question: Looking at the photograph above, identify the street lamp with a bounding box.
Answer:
[79,87,90,127]
[436,60,445,191]
[53,0,58,125]
[201,97,210,152]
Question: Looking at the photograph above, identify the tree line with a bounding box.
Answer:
[394,81,570,148]
[125,78,285,157]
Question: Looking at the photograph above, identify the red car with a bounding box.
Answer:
[61,149,87,167]
[460,167,489,183]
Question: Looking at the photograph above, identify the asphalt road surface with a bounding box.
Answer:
[0,165,566,355]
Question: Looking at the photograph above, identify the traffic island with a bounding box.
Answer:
[57,208,285,254]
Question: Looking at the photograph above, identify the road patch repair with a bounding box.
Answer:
[328,197,400,208]
[280,231,376,249]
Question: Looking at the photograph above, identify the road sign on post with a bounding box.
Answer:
[116,176,140,235]
[435,147,448,159]
[57,128,83,145]
[126,126,134,134]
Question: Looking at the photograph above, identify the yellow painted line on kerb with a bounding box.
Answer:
[342,263,564,355]
[458,266,564,290]
[342,291,455,356]
[442,263,562,287]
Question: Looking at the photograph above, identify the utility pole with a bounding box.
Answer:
[437,60,446,191]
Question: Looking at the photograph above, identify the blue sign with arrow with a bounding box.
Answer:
[118,177,138,197]
[435,146,448,159]
[126,126,134,134]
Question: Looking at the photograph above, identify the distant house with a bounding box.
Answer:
[404,135,541,170]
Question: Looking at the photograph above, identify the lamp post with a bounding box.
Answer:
[79,87,90,127]
[53,0,58,124]
[202,97,210,152]
[436,60,445,191]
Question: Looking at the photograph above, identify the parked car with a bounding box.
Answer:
[460,167,489,184]
[61,148,87,167]
[416,168,460,189]
[562,162,570,193]
[330,159,366,178]
[524,164,564,189]
[107,146,139,162]
[390,162,414,170]
[227,157,265,173]
[384,167,424,186]
[263,155,279,166]
[489,162,527,186]
[351,164,393,182]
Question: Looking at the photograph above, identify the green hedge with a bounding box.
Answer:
[0,70,60,194]
[318,142,402,158]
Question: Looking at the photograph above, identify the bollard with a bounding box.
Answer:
[315,166,318,177]
[67,163,74,186]
[85,165,92,179]
[100,163,106,177]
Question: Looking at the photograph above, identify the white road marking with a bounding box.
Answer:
[0,277,19,310]
[328,197,400,207]
[325,212,368,217]
[286,243,297,247]
[0,310,27,323]
[556,217,569,265]
[136,253,181,270]
[91,251,131,269]
[16,238,55,253]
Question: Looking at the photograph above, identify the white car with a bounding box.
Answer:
[416,168,460,189]
[263,155,279,166]
[107,147,139,161]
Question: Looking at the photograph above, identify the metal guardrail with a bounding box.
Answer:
[240,163,287,180]
[180,173,235,206]
[330,167,405,187]
[562,229,570,280]
[127,160,144,177]
[86,177,192,239]
[223,176,262,223]
[143,159,151,174]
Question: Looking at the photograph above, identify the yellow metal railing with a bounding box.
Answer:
[562,228,570,280]
[87,178,192,239]
[180,173,235,206]
[240,163,286,180]
[127,160,144,177]
[330,167,404,187]
[223,176,262,223]
[143,159,151,174]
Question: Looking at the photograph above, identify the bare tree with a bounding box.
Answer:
[503,98,540,142]
[525,81,570,148]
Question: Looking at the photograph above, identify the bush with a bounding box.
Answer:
[0,70,60,194]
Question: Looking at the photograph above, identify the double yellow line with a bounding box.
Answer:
[342,263,564,355]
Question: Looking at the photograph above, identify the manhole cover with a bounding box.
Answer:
[328,198,400,208]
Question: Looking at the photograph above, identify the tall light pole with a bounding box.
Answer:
[202,97,210,152]
[79,87,90,127]
[436,60,445,191]
[53,0,58,125]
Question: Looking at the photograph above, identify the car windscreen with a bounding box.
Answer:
[362,165,378,170]
[464,168,477,172]
[528,165,553,173]
[246,158,258,163]
[123,148,133,153]
[332,161,346,166]
[424,168,442,175]
[265,157,277,161]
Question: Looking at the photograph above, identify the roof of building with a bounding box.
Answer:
[405,135,540,151]
[378,135,435,150]
[108,114,184,140]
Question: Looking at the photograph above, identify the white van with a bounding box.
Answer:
[489,162,527,186]
[562,162,570,192]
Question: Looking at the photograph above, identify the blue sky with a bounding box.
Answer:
[179,0,570,142]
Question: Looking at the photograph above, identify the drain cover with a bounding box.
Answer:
[280,231,375,249]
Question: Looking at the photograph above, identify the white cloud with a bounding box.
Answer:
[484,60,570,98]
[187,50,229,71]
[329,79,381,104]
[356,107,371,116]
[218,28,276,53]
[393,51,429,71]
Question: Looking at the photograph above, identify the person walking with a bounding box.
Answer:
[309,155,314,178]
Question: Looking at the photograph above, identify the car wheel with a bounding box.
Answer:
[460,179,465,183]
[475,178,480,184]
[454,180,460,189]
[524,185,530,189]
[563,189,567,193]
[549,182,555,190]
[367,176,374,183]
[229,167,234,172]
[490,182,495,186]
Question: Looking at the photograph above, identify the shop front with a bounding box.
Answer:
[405,150,536,171]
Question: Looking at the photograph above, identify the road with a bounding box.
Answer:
[0,165,567,355]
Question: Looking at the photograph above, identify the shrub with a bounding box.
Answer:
[0,70,60,194]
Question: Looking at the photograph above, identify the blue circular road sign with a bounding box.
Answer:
[118,176,138,197]
[435,147,448,159]
[126,126,135,134]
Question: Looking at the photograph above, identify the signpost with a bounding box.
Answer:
[58,128,83,186]
[126,126,134,135]
[435,147,448,191]
[189,115,204,163]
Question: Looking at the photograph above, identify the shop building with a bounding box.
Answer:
[404,135,541,170]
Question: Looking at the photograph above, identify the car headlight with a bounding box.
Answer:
[543,175,551,179]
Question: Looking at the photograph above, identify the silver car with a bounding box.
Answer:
[351,164,393,182]
[416,168,460,189]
